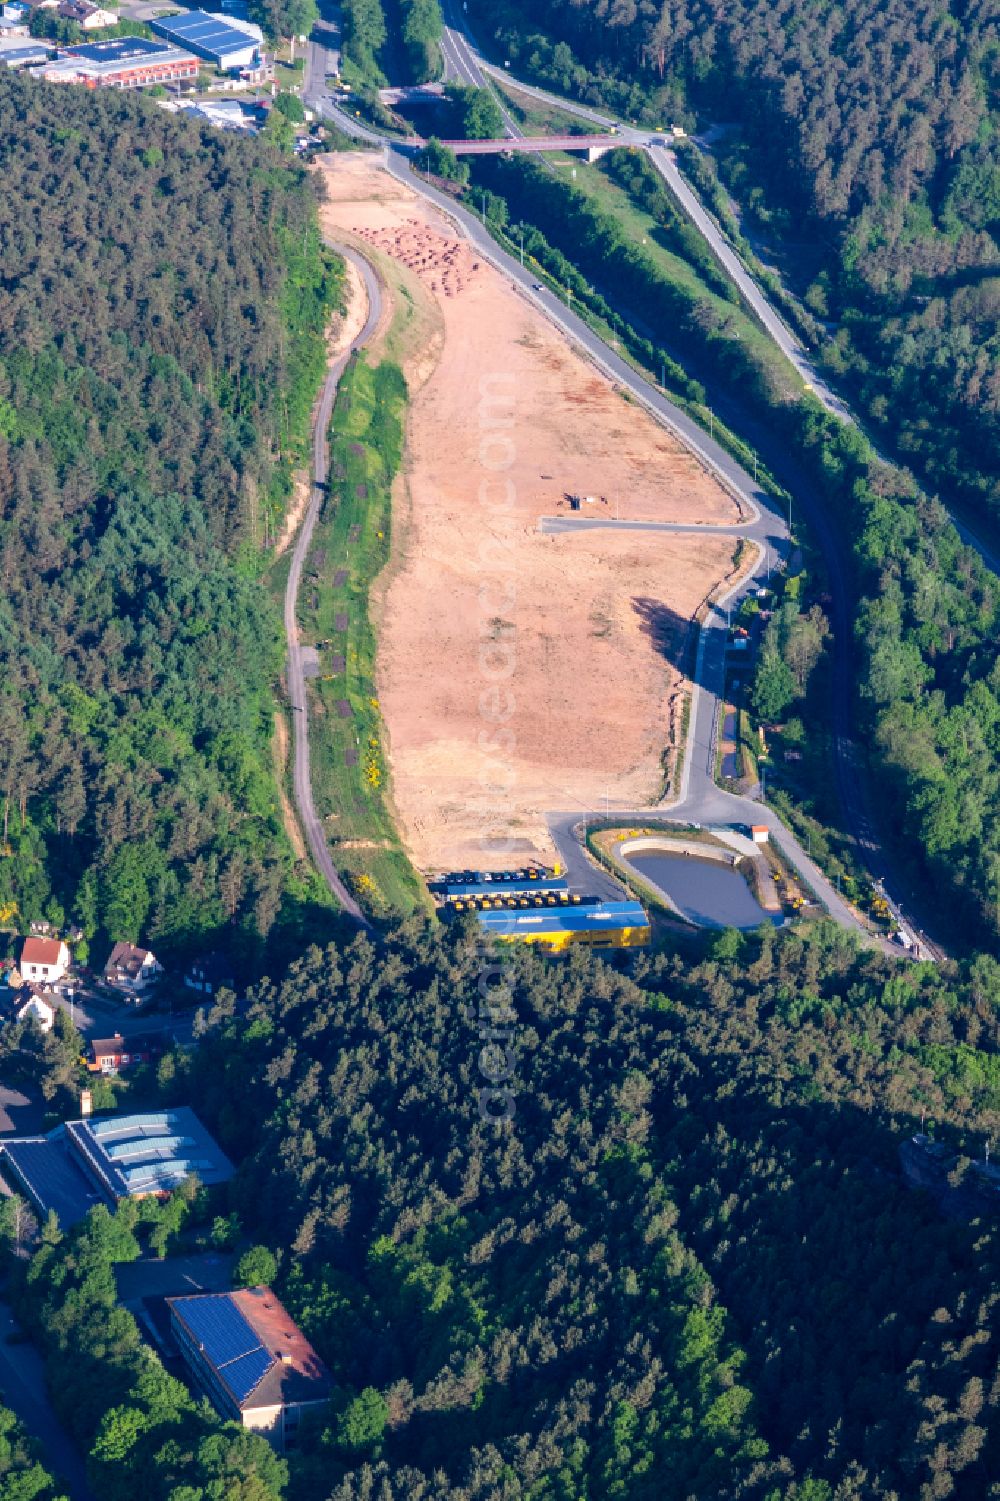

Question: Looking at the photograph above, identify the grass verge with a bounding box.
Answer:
[297,355,426,917]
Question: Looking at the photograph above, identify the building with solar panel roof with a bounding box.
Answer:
[167,1286,331,1450]
[0,1107,233,1227]
[150,9,262,70]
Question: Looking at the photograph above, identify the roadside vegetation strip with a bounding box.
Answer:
[298,354,425,917]
[490,73,605,137]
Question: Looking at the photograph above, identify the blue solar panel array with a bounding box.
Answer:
[178,1291,259,1361]
[223,1347,274,1403]
[175,1295,275,1403]
[69,37,168,62]
[151,10,260,59]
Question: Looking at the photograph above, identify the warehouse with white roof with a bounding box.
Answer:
[151,9,262,70]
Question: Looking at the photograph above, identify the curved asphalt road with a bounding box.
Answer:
[284,245,381,928]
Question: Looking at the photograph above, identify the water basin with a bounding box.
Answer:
[627,850,779,929]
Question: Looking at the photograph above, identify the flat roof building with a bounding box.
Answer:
[0,41,50,65]
[476,899,650,951]
[66,1108,233,1200]
[150,9,261,70]
[0,1107,234,1227]
[44,36,198,87]
[168,1287,331,1451]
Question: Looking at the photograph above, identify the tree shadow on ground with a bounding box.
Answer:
[632,596,699,678]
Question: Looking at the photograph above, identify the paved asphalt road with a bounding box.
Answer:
[0,1298,93,1501]
[540,516,752,537]
[304,68,941,953]
[284,247,382,927]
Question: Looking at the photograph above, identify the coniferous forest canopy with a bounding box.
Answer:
[171,924,1000,1500]
[0,75,340,969]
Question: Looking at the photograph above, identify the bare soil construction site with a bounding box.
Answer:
[317,154,747,873]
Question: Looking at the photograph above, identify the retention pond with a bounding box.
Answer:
[627,849,780,930]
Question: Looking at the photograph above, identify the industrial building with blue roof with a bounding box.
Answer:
[67,1108,233,1199]
[150,9,262,69]
[475,899,650,950]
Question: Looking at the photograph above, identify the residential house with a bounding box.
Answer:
[19,936,70,986]
[103,942,163,997]
[87,1032,160,1074]
[0,983,56,1033]
[183,952,234,997]
[58,0,115,26]
[1,1,30,19]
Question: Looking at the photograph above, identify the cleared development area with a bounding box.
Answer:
[317,154,745,874]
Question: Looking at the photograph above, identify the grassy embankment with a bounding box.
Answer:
[490,75,604,136]
[566,153,797,398]
[296,355,426,917]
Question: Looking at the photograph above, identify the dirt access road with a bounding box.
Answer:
[317,155,746,874]
[284,242,382,924]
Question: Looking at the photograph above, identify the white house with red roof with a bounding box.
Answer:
[19,936,70,986]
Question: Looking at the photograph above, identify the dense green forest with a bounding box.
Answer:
[0,76,342,971]
[149,922,1000,1499]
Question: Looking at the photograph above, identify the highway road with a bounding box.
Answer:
[439,0,517,133]
[303,11,339,99]
[303,75,940,953]
[283,246,381,928]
